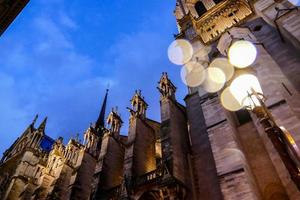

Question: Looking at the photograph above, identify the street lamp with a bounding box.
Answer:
[225,40,300,190]
[168,37,300,189]
[229,74,262,109]
[228,40,257,69]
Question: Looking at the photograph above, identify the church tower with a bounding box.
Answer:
[157,72,192,199]
[93,108,125,199]
[174,0,300,199]
[84,89,109,157]
[120,90,157,199]
[68,89,109,199]
[0,115,55,200]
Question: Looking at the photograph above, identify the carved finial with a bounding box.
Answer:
[32,114,39,126]
[38,117,48,133]
[107,108,123,136]
[158,72,176,99]
[130,90,148,118]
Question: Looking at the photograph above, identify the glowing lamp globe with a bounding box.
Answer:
[228,40,257,68]
[229,74,263,109]
[168,39,193,65]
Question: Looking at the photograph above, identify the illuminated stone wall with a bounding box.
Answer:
[175,0,300,199]
[185,92,223,199]
[67,151,96,199]
[160,97,191,187]
[123,116,156,179]
[96,134,125,190]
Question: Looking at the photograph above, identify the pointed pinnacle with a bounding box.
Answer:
[38,117,48,132]
[31,114,39,126]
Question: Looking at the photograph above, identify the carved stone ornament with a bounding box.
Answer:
[191,0,254,44]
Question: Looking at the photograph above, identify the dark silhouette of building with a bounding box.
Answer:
[0,0,29,36]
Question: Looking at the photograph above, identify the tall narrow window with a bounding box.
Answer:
[195,1,207,17]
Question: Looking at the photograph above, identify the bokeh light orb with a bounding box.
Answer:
[209,58,235,81]
[230,74,263,108]
[180,61,206,87]
[168,39,193,65]
[228,40,257,68]
[202,67,226,93]
[221,87,243,111]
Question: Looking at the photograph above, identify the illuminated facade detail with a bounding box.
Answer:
[194,0,253,43]
[173,0,300,199]
[176,0,253,43]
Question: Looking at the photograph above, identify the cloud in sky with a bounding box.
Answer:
[0,0,186,155]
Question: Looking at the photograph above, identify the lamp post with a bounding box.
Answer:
[225,40,300,190]
[248,90,300,190]
[168,35,300,189]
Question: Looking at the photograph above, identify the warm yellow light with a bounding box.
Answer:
[228,40,257,68]
[280,126,300,168]
[229,74,262,108]
[180,61,206,87]
[202,67,226,93]
[209,58,235,81]
[221,87,243,111]
[168,39,193,65]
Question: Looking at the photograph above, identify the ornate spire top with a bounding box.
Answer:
[38,117,47,133]
[31,114,39,126]
[130,90,148,118]
[158,72,176,100]
[107,107,123,136]
[95,89,109,133]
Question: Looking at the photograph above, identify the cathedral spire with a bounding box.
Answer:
[31,114,38,126]
[95,89,109,132]
[38,117,47,133]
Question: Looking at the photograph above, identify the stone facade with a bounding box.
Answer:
[1,0,300,200]
[174,0,300,200]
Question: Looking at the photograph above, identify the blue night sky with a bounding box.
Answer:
[0,0,188,155]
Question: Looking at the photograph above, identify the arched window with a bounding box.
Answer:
[195,1,207,17]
